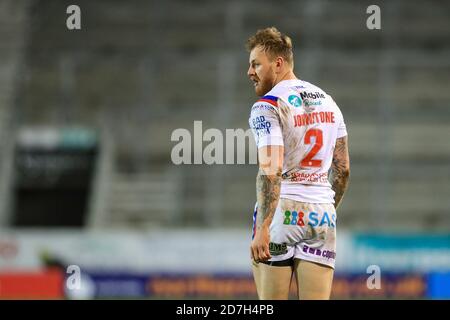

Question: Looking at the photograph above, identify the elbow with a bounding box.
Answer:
[259,164,283,177]
[333,161,350,180]
[342,165,350,180]
[343,168,350,179]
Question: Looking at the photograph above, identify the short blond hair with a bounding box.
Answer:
[246,27,294,66]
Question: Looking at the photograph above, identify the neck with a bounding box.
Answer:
[273,69,297,87]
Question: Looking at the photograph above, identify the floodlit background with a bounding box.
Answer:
[0,0,449,299]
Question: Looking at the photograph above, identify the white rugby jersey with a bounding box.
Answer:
[249,79,347,204]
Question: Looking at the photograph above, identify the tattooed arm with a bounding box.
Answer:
[251,145,284,262]
[331,136,350,209]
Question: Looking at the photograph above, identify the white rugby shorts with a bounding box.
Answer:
[252,198,337,269]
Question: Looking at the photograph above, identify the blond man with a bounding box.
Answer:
[247,27,350,300]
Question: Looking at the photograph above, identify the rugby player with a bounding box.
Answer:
[247,27,350,300]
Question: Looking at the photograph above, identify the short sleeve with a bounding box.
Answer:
[336,109,347,138]
[249,102,284,148]
[330,97,347,139]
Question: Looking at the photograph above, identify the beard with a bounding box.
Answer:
[254,74,275,97]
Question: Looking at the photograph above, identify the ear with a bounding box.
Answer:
[275,57,284,71]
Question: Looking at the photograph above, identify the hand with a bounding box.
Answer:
[251,226,271,263]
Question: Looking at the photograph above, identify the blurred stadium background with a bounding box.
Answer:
[0,0,449,299]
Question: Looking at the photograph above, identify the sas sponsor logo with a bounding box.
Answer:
[288,95,302,107]
[269,242,288,256]
[302,245,336,260]
[251,115,271,136]
[283,210,336,228]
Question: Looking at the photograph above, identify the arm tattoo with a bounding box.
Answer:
[331,137,350,209]
[255,168,282,231]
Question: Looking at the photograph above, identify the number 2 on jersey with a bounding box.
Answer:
[301,129,323,167]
